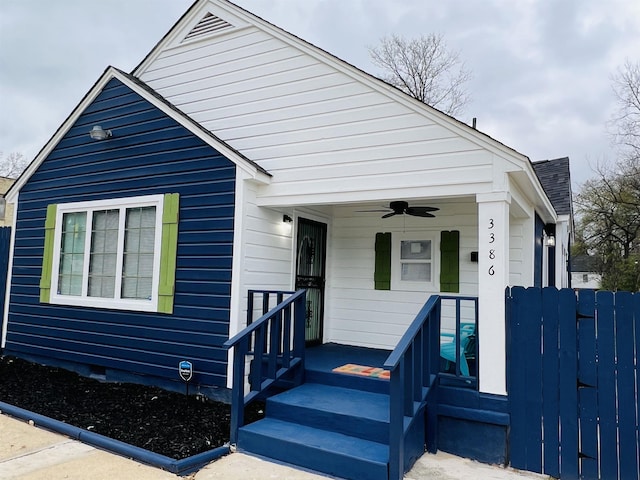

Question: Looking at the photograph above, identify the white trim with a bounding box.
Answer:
[1,194,18,348]
[226,170,249,389]
[5,67,269,204]
[49,194,164,313]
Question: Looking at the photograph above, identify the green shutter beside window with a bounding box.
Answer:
[440,230,460,293]
[40,204,57,303]
[158,193,179,314]
[374,232,392,290]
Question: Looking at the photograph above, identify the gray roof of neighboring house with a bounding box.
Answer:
[532,157,573,216]
[572,254,600,272]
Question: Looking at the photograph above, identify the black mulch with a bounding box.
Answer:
[0,356,264,459]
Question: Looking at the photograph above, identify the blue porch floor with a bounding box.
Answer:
[305,342,391,371]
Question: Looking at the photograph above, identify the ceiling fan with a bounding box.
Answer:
[359,201,439,219]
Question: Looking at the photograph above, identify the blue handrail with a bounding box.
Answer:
[384,295,441,479]
[224,289,307,445]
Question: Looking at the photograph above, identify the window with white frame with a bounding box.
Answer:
[391,234,437,290]
[50,195,164,311]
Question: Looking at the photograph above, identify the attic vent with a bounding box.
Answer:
[182,12,233,42]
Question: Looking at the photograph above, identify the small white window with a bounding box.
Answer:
[50,195,164,312]
[392,234,437,291]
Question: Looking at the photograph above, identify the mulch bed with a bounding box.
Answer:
[0,356,264,459]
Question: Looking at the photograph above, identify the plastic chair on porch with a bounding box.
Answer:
[440,323,476,376]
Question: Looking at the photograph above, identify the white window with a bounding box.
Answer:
[391,234,438,291]
[50,195,164,312]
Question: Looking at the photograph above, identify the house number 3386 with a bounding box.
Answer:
[488,219,495,276]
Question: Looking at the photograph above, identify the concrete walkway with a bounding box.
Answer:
[0,414,546,480]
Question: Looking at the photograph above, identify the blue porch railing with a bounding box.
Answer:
[223,289,307,445]
[438,296,479,387]
[384,295,442,479]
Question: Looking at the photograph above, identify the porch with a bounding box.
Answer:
[224,291,508,480]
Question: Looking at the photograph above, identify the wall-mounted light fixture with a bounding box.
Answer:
[283,214,293,223]
[543,223,556,247]
[89,125,112,141]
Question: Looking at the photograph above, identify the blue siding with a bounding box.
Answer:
[5,78,236,390]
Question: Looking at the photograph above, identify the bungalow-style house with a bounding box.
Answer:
[0,1,572,478]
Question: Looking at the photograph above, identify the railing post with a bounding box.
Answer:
[229,340,247,445]
[389,361,404,480]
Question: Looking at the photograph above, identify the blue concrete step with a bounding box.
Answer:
[238,418,389,480]
[267,383,390,444]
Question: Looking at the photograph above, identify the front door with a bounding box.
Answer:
[295,218,327,345]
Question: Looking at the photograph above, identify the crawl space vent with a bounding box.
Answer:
[182,12,233,42]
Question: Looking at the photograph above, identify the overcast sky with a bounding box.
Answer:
[1,0,639,187]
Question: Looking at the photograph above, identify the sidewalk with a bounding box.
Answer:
[0,413,545,480]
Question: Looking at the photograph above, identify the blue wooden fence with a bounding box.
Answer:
[507,287,640,480]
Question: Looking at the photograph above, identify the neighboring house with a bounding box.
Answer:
[571,254,602,289]
[0,176,16,227]
[0,0,573,475]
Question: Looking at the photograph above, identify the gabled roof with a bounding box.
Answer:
[134,0,529,162]
[532,157,572,216]
[133,0,557,219]
[6,66,270,202]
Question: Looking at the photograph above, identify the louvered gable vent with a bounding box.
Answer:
[182,12,233,42]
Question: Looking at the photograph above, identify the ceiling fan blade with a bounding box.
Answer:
[406,206,439,216]
[381,212,397,219]
[407,211,436,218]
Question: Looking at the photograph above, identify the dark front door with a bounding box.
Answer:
[295,218,327,345]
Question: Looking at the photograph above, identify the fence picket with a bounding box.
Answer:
[577,290,598,478]
[558,288,579,480]
[542,287,560,478]
[507,287,536,471]
[596,291,617,480]
[616,292,639,479]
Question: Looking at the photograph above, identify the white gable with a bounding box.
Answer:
[135,0,554,213]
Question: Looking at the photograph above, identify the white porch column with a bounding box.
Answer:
[476,192,511,396]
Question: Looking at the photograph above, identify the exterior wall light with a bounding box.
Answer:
[545,235,556,247]
[283,214,293,223]
[89,125,112,140]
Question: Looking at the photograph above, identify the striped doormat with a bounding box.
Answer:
[332,364,390,379]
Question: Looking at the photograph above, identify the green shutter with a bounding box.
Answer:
[40,204,57,303]
[440,230,460,293]
[374,232,392,290]
[158,193,179,314]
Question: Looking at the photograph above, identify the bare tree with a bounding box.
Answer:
[0,152,29,178]
[610,60,640,160]
[369,33,471,117]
